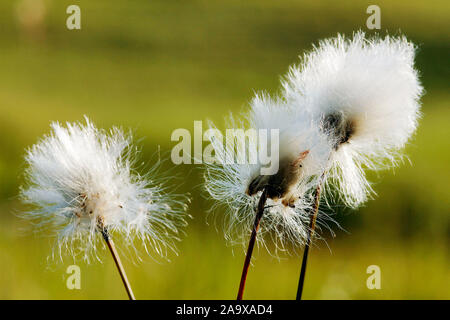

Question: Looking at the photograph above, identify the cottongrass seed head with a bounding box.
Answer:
[283,31,424,207]
[204,94,337,254]
[20,117,190,263]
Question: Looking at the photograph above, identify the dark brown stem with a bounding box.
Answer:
[237,189,268,300]
[101,229,136,300]
[296,182,322,300]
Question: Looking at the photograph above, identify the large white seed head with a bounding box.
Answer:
[204,95,336,252]
[20,117,189,263]
[283,31,423,207]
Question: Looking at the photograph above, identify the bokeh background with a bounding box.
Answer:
[0,0,448,299]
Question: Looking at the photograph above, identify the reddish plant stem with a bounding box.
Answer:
[237,189,268,300]
[296,183,322,300]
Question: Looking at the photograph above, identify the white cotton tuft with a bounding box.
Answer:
[204,94,335,252]
[249,94,331,178]
[283,31,423,207]
[20,117,189,263]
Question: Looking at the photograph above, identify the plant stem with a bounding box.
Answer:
[101,229,136,300]
[296,182,322,300]
[237,189,268,300]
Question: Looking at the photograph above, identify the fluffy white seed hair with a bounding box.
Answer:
[204,94,336,252]
[20,117,189,263]
[283,31,423,207]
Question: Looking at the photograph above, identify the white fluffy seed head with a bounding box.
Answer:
[204,94,336,252]
[20,117,190,263]
[283,31,423,207]
[249,94,331,178]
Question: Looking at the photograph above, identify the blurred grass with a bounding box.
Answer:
[0,0,448,299]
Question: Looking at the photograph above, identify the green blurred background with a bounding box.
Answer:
[0,0,448,299]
